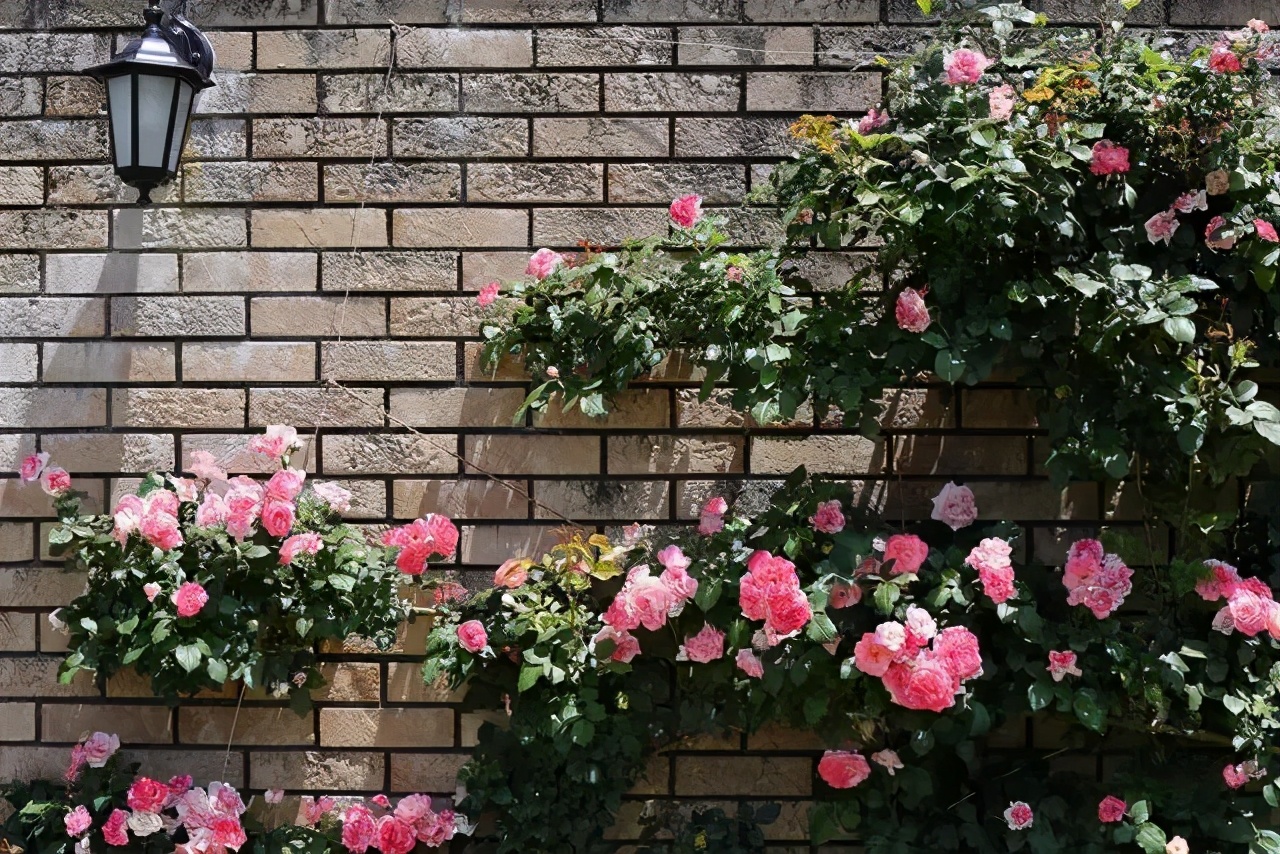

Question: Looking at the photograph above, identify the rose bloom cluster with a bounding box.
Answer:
[1199,559,1280,639]
[595,545,701,659]
[339,794,457,854]
[739,550,813,647]
[853,607,983,713]
[1062,539,1133,619]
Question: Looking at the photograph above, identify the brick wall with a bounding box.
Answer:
[0,0,1266,849]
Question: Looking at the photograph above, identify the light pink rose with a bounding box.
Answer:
[809,500,846,534]
[735,648,764,678]
[874,621,906,652]
[930,482,977,531]
[1089,140,1131,176]
[669,194,703,228]
[139,512,183,551]
[857,107,890,134]
[248,425,299,461]
[341,804,377,854]
[297,796,335,828]
[526,247,567,280]
[882,654,961,714]
[1249,18,1270,32]
[144,583,161,601]
[172,582,209,619]
[494,558,529,588]
[1255,219,1279,243]
[678,624,726,663]
[264,789,284,805]
[944,48,992,85]
[1098,795,1126,823]
[260,500,295,538]
[187,450,227,482]
[19,452,49,483]
[382,514,460,574]
[988,84,1016,120]
[698,496,727,535]
[659,562,698,608]
[1003,801,1034,830]
[41,467,72,496]
[871,749,903,775]
[1145,209,1181,245]
[1166,836,1190,854]
[853,632,895,677]
[279,533,323,565]
[311,481,352,513]
[81,732,120,768]
[113,495,145,543]
[817,750,871,789]
[934,625,983,681]
[1205,215,1237,250]
[393,793,433,825]
[1209,43,1243,73]
[477,282,500,307]
[1173,190,1207,213]
[102,809,129,846]
[904,605,937,643]
[65,805,92,837]
[1228,590,1271,636]
[894,287,931,333]
[457,620,488,653]
[884,533,929,575]
[265,468,306,502]
[1047,650,1081,681]
[593,625,640,663]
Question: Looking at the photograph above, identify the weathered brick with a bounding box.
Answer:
[43,704,173,743]
[0,297,102,337]
[46,254,178,294]
[0,658,96,698]
[0,33,110,73]
[534,207,669,245]
[209,32,256,72]
[0,567,94,607]
[532,390,671,429]
[816,25,933,68]
[678,26,815,64]
[537,26,673,66]
[458,523,558,563]
[252,209,388,248]
[399,28,533,68]
[322,340,456,380]
[1,477,102,517]
[394,477,529,519]
[961,388,1039,428]
[0,704,35,741]
[186,119,250,159]
[0,344,35,382]
[251,296,386,337]
[389,296,487,337]
[251,751,385,790]
[112,389,246,429]
[323,433,458,475]
[322,250,458,291]
[746,71,880,112]
[393,116,528,157]
[0,435,35,471]
[248,387,385,428]
[197,72,319,115]
[533,479,668,519]
[180,708,315,746]
[465,435,601,475]
[752,435,884,475]
[44,74,107,116]
[745,0,878,21]
[182,161,320,203]
[468,163,603,203]
[606,72,741,111]
[257,29,390,69]
[0,388,105,428]
[393,208,528,248]
[46,165,177,206]
[533,117,668,157]
[0,167,43,205]
[0,615,34,653]
[608,435,745,474]
[894,434,1028,476]
[602,0,740,22]
[41,434,175,474]
[464,0,598,21]
[0,119,106,160]
[254,117,388,158]
[319,707,454,747]
[0,211,107,250]
[324,163,461,203]
[463,72,598,112]
[321,72,458,114]
[675,117,793,157]
[389,388,526,427]
[389,753,469,794]
[0,78,45,116]
[184,343,318,383]
[183,252,318,293]
[179,434,317,476]
[42,343,176,383]
[111,296,245,337]
[1169,0,1269,25]
[675,756,812,796]
[0,255,39,293]
[461,251,529,287]
[113,209,246,251]
[324,0,449,23]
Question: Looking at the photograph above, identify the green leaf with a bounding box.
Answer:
[1129,800,1150,824]
[1072,688,1105,732]
[1162,317,1195,344]
[327,574,355,592]
[1121,0,1142,9]
[517,664,541,693]
[116,615,139,636]
[694,576,723,612]
[1255,420,1280,445]
[578,393,607,418]
[806,612,837,643]
[1028,681,1053,712]
[873,582,900,614]
[916,0,932,13]
[174,644,202,673]
[207,658,229,683]
[934,350,966,383]
[1134,823,1167,854]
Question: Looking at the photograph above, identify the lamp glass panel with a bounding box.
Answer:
[107,75,133,170]
[166,80,195,174]
[136,73,177,170]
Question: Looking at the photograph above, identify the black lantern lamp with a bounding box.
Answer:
[85,3,216,204]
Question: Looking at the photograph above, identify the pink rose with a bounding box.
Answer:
[265,789,284,805]
[342,804,377,854]
[1167,836,1190,854]
[260,499,296,538]
[311,481,352,513]
[988,84,1016,120]
[828,580,861,609]
[139,511,183,551]
[41,467,72,496]
[659,562,699,608]
[457,620,488,654]
[280,533,323,565]
[1249,18,1270,32]
[934,625,983,681]
[494,558,529,588]
[1255,219,1279,243]
[884,533,929,575]
[65,805,92,837]
[1097,795,1126,823]
[1047,650,1081,682]
[1209,43,1243,73]
[669,193,703,228]
[113,495,145,543]
[211,817,247,849]
[1228,590,1271,637]
[871,749,903,775]
[739,550,812,645]
[128,777,171,814]
[265,468,306,503]
[297,796,335,828]
[1205,215,1237,250]
[19,452,49,483]
[874,621,906,652]
[809,500,846,534]
[526,247,567,280]
[172,582,209,619]
[64,744,86,783]
[375,816,417,854]
[81,732,119,768]
[1224,762,1250,789]
[857,107,890,134]
[657,544,691,573]
[168,775,193,799]
[248,425,299,461]
[477,281,500,307]
[1145,209,1180,245]
[894,287,931,333]
[735,648,764,678]
[930,482,977,531]
[393,793,433,825]
[382,514,460,574]
[678,624,726,664]
[726,265,744,282]
[102,810,129,846]
[187,450,227,482]
[944,48,992,85]
[1173,190,1207,213]
[978,565,1016,604]
[698,496,728,535]
[904,605,937,644]
[1003,801,1034,830]
[593,625,640,663]
[817,750,871,789]
[1089,140,1131,176]
[853,632,895,677]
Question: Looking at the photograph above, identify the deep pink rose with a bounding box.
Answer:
[698,496,728,535]
[1047,650,1082,682]
[172,582,209,619]
[81,732,119,768]
[526,247,567,280]
[944,48,992,85]
[211,817,247,850]
[883,655,958,712]
[127,777,170,814]
[280,533,323,565]
[678,624,725,664]
[1098,795,1126,823]
[19,452,49,483]
[978,565,1017,604]
[64,805,92,837]
[930,482,977,531]
[934,626,983,682]
[260,499,296,538]
[342,804,377,854]
[1205,215,1237,250]
[1228,590,1271,637]
[41,467,72,496]
[739,550,811,644]
[375,816,416,854]
[1089,140,1131,176]
[1255,219,1279,243]
[457,620,488,654]
[1173,190,1207,213]
[858,107,890,134]
[669,193,703,228]
[809,500,845,534]
[477,281,500,307]
[1004,802,1034,830]
[735,648,764,678]
[817,750,871,789]
[248,425,298,461]
[593,625,640,663]
[894,287,931,333]
[884,533,929,575]
[1209,43,1243,73]
[1224,763,1250,789]
[103,810,129,846]
[382,514,460,574]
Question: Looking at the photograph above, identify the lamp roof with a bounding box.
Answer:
[85,6,215,90]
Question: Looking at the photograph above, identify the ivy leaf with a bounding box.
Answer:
[174,644,202,673]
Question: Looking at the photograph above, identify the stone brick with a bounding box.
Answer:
[182,161,320,203]
[319,707,454,747]
[0,167,42,205]
[398,29,533,68]
[745,0,878,20]
[961,388,1039,428]
[117,748,245,786]
[608,435,744,474]
[388,387,526,427]
[393,116,528,158]
[0,614,34,652]
[324,0,450,23]
[248,387,385,428]
[678,26,815,64]
[602,0,740,22]
[0,658,96,697]
[675,117,793,157]
[894,434,1028,476]
[0,211,107,250]
[458,523,558,563]
[537,26,673,66]
[606,72,741,111]
[460,0,598,21]
[184,343,317,383]
[186,119,249,159]
[534,207,669,245]
[323,433,458,475]
[393,208,528,248]
[179,434,317,476]
[394,477,529,519]
[675,756,812,796]
[42,343,176,384]
[0,33,110,73]
[389,753,469,794]
[112,389,246,429]
[462,73,598,112]
[816,25,934,68]
[210,32,256,72]
[877,388,956,429]
[531,390,671,429]
[111,296,245,337]
[257,29,390,69]
[389,296,485,337]
[607,163,745,204]
[0,567,94,606]
[251,296,386,337]
[251,751,385,790]
[0,297,102,337]
[322,250,458,291]
[179,708,315,746]
[465,435,601,475]
[46,165,175,206]
[0,388,105,428]
[0,344,36,382]
[324,163,461,203]
[0,435,35,472]
[0,255,39,293]
[1170,0,1271,25]
[252,209,388,249]
[752,435,884,475]
[0,704,35,741]
[44,74,106,117]
[533,479,668,519]
[46,254,178,294]
[533,118,669,157]
[195,71,315,115]
[0,119,106,160]
[311,662,381,702]
[461,251,529,287]
[254,118,388,158]
[746,71,880,112]
[321,340,456,381]
[1,477,101,517]
[113,209,246,251]
[41,434,175,474]
[468,163,603,203]
[0,78,45,116]
[43,704,173,744]
[321,72,458,112]
[184,252,318,293]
